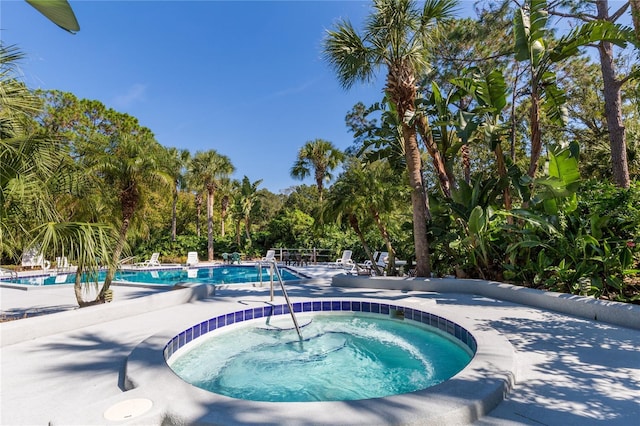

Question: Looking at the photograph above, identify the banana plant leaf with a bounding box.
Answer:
[25,0,79,33]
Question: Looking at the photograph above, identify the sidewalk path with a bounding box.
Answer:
[1,268,639,425]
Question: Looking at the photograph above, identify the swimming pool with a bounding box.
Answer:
[0,265,303,287]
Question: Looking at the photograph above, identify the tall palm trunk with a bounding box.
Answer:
[206,186,215,261]
[171,186,178,242]
[387,65,431,277]
[221,195,229,237]
[99,187,137,302]
[244,217,251,241]
[195,193,202,237]
[73,265,90,307]
[98,217,129,302]
[403,123,431,277]
[315,169,325,202]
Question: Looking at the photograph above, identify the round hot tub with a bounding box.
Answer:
[125,299,516,425]
[168,307,473,402]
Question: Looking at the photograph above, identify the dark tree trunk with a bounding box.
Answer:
[631,0,640,41]
[597,1,630,188]
[402,122,431,277]
[416,115,452,198]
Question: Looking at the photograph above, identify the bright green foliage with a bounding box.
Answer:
[534,142,581,214]
[231,176,263,250]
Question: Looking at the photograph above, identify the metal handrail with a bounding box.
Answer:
[257,259,303,340]
[269,247,333,264]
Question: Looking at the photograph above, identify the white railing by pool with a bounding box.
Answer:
[256,258,303,340]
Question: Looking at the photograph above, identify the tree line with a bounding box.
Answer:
[1,0,639,306]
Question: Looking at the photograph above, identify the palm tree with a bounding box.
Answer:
[324,159,402,275]
[165,147,191,242]
[184,170,205,237]
[1,44,117,306]
[323,0,458,277]
[323,165,375,270]
[290,138,344,202]
[237,176,263,244]
[217,177,234,237]
[89,133,171,301]
[189,150,234,261]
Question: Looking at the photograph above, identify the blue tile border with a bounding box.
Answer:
[164,300,477,361]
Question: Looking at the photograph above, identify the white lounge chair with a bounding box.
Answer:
[262,250,276,262]
[136,252,161,268]
[0,267,18,279]
[21,247,50,271]
[334,250,355,271]
[55,256,74,271]
[363,251,387,274]
[186,251,199,266]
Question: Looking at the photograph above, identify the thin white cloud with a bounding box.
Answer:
[236,78,318,110]
[113,83,147,108]
[270,79,316,98]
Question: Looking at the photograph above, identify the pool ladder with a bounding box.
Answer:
[257,259,303,340]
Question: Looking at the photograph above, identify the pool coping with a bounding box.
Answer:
[0,284,215,346]
[332,275,640,331]
[124,298,516,425]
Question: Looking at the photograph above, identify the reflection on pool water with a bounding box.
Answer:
[0,265,302,287]
[169,314,473,402]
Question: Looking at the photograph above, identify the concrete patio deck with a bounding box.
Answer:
[1,265,639,425]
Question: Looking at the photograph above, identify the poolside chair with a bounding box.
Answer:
[363,251,387,275]
[55,256,73,271]
[21,247,50,271]
[231,252,241,264]
[186,251,199,266]
[0,267,18,279]
[262,250,276,262]
[334,250,355,272]
[363,251,379,268]
[136,252,161,268]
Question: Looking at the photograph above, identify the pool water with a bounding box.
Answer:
[0,266,301,286]
[169,315,472,402]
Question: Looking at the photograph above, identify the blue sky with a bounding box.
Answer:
[3,0,395,193]
[3,1,632,192]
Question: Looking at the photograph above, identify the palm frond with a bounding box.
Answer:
[323,19,376,90]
